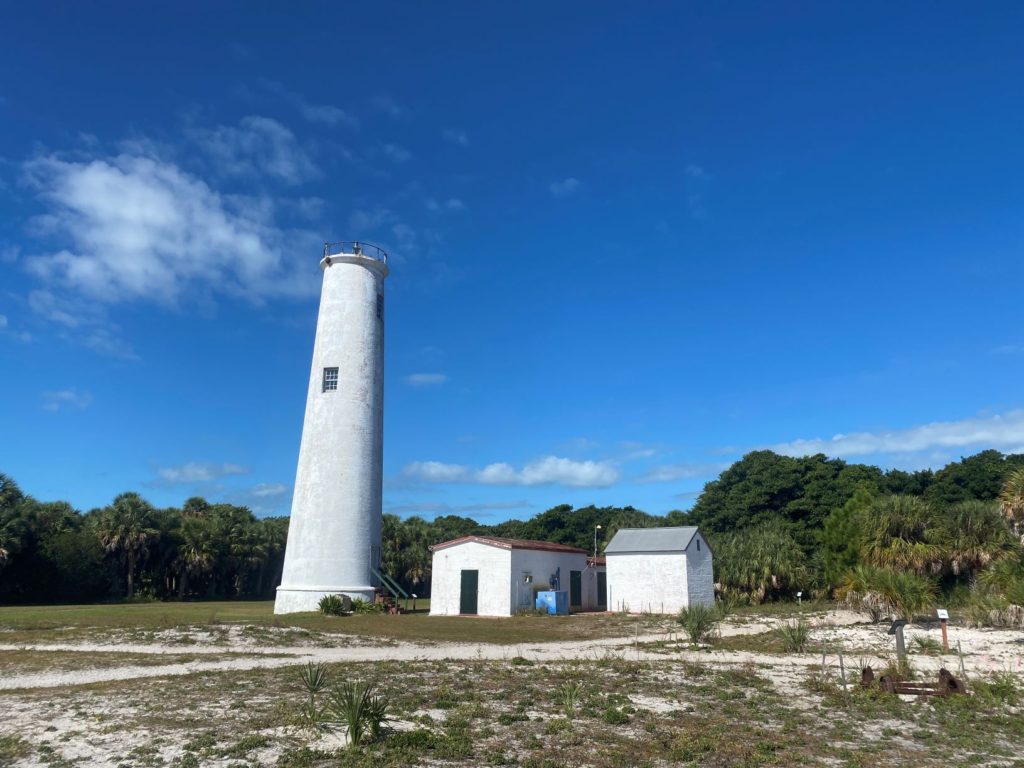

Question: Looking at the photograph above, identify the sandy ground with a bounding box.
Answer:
[2,609,1021,691]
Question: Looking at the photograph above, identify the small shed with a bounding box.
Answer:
[604,526,713,614]
[429,536,607,617]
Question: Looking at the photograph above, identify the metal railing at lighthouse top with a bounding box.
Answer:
[323,241,389,264]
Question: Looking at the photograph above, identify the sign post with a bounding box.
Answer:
[937,608,949,651]
[888,619,908,667]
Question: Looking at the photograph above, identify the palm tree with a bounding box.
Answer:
[935,500,1016,579]
[860,495,943,575]
[95,493,157,599]
[176,516,216,598]
[999,467,1024,541]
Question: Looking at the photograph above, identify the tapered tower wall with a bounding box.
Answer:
[275,246,388,614]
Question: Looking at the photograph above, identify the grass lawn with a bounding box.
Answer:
[0,600,671,645]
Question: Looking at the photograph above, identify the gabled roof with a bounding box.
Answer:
[430,535,589,555]
[604,526,701,554]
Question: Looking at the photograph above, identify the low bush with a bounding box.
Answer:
[773,619,811,653]
[677,603,720,646]
[318,594,347,616]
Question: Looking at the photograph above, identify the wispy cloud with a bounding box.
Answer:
[684,163,710,219]
[299,103,358,128]
[993,344,1024,355]
[402,456,620,488]
[156,461,249,485]
[405,373,448,387]
[189,115,318,185]
[425,198,465,212]
[441,128,469,146]
[639,462,728,483]
[386,500,532,516]
[373,93,404,118]
[249,482,289,498]
[41,389,92,412]
[769,410,1024,458]
[549,177,581,198]
[380,143,412,163]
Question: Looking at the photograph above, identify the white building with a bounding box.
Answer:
[276,242,389,614]
[604,526,713,614]
[429,536,607,617]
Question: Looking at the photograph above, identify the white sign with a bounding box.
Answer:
[936,608,949,620]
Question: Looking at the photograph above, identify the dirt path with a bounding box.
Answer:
[2,610,1020,691]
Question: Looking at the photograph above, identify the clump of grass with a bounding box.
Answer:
[773,618,811,653]
[913,635,943,654]
[677,603,720,646]
[558,680,584,720]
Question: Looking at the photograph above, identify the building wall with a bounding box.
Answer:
[606,551,688,614]
[581,565,606,611]
[429,542,512,617]
[509,549,589,613]
[685,532,715,607]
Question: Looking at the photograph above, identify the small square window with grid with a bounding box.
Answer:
[322,367,339,392]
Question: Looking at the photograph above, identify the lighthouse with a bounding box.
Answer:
[275,241,388,614]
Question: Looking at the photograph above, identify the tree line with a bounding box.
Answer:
[0,479,288,604]
[2,449,1023,619]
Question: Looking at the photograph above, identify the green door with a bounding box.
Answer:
[570,570,582,608]
[597,571,607,609]
[459,570,479,615]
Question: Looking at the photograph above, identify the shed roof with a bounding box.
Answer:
[604,526,700,554]
[430,535,588,555]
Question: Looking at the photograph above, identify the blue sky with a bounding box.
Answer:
[2,3,1024,519]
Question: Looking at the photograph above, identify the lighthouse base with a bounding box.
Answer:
[274,585,377,614]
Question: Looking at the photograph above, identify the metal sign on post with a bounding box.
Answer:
[937,608,949,651]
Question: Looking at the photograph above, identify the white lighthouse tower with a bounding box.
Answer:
[275,241,389,614]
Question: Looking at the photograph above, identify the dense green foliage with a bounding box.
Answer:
[3,448,1024,613]
[0,475,287,604]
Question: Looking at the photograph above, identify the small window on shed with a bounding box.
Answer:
[322,367,339,392]
[697,539,701,551]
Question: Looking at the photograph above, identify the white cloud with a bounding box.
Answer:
[402,456,620,488]
[41,389,92,412]
[156,462,249,485]
[549,177,581,198]
[405,373,448,387]
[770,410,1024,459]
[442,128,469,146]
[0,314,6,328]
[425,198,465,213]
[190,115,318,185]
[23,151,317,307]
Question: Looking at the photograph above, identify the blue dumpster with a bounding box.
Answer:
[535,590,569,615]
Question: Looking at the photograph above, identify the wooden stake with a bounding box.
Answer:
[838,650,848,692]
[940,618,949,651]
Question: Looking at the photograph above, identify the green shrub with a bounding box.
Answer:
[773,618,811,653]
[327,681,389,748]
[318,594,347,616]
[351,597,385,614]
[677,603,720,646]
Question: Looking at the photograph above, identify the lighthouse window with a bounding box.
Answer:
[376,294,383,319]
[322,367,339,392]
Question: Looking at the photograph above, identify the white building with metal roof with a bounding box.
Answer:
[604,526,713,614]
[429,536,607,617]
